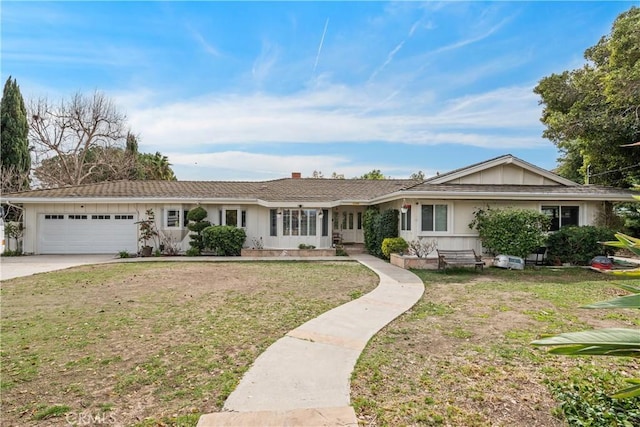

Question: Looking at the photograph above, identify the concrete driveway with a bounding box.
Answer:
[0,255,118,281]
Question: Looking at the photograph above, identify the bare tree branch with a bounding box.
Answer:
[29,92,129,188]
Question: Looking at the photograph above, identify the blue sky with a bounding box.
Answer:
[2,1,637,181]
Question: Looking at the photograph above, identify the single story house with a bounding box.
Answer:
[2,154,635,256]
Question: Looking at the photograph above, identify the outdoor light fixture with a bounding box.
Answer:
[400,199,409,214]
[318,210,324,218]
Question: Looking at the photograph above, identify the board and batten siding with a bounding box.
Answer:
[450,164,561,186]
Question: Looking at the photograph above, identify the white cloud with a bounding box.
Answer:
[252,40,280,84]
[123,83,544,152]
[188,27,222,58]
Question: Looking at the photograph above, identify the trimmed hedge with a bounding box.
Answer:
[202,225,246,256]
[363,207,399,258]
[546,226,616,265]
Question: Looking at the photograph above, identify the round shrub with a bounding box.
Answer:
[381,237,409,259]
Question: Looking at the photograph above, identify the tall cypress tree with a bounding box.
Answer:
[1,76,30,191]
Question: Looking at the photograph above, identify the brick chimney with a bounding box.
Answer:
[291,172,302,179]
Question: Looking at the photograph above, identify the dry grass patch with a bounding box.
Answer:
[351,267,640,427]
[1,261,377,426]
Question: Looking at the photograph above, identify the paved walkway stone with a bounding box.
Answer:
[197,254,424,426]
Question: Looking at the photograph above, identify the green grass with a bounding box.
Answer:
[32,404,71,420]
[351,266,640,426]
[1,261,377,426]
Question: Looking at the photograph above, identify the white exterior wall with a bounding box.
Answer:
[21,202,336,254]
[389,199,606,258]
[23,202,147,254]
[452,164,560,186]
[17,199,609,254]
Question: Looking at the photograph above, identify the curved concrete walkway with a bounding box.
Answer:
[197,254,424,426]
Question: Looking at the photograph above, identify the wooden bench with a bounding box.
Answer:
[437,249,485,271]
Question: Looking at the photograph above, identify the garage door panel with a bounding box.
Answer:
[39,214,138,254]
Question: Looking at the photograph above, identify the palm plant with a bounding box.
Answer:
[532,283,640,398]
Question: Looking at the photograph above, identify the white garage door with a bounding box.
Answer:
[39,213,138,254]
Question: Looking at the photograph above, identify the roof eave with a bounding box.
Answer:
[375,191,634,202]
[424,156,579,187]
[2,197,261,204]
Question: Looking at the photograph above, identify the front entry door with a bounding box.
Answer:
[333,207,364,243]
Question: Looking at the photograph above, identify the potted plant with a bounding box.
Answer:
[137,209,158,257]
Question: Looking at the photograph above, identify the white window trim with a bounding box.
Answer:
[418,201,453,236]
[222,206,241,227]
[282,208,318,237]
[540,203,584,230]
[163,206,185,230]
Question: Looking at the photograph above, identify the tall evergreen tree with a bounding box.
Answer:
[1,76,30,191]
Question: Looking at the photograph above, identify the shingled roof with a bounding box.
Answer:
[400,183,636,200]
[2,178,417,203]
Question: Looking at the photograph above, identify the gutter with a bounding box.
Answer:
[371,190,636,204]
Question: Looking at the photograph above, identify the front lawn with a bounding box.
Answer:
[351,267,640,426]
[0,261,377,426]
[3,262,638,426]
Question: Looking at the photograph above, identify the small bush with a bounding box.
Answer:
[202,225,246,256]
[546,226,616,265]
[298,244,316,249]
[381,237,409,259]
[335,247,348,256]
[185,247,201,257]
[1,249,23,257]
[118,250,130,258]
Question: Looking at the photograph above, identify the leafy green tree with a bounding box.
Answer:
[125,132,141,179]
[534,7,640,187]
[410,171,425,181]
[469,207,550,258]
[138,152,177,181]
[1,76,30,191]
[310,170,345,179]
[359,169,386,180]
